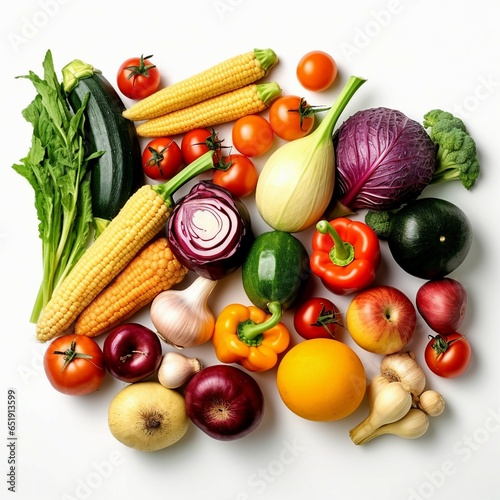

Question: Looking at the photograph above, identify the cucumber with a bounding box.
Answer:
[242,230,311,311]
[63,62,143,235]
[366,197,472,280]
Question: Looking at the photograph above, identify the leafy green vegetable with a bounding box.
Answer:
[12,50,103,323]
[423,109,480,189]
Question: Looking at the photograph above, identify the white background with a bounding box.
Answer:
[1,1,499,499]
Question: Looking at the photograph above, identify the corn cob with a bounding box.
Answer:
[136,82,281,138]
[35,151,215,343]
[74,237,188,337]
[122,48,278,121]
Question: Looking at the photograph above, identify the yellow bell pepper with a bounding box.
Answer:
[212,301,290,372]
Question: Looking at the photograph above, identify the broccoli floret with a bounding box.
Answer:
[364,209,393,239]
[423,109,480,190]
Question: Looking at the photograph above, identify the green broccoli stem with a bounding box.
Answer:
[430,148,461,184]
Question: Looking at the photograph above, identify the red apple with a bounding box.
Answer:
[103,323,163,383]
[346,285,416,354]
[184,365,264,441]
[416,278,467,334]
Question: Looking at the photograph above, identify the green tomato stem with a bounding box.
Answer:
[53,340,93,371]
[429,335,456,354]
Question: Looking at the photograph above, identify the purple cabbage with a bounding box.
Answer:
[167,181,254,280]
[330,107,437,215]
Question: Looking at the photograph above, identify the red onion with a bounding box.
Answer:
[167,181,254,280]
[416,278,467,334]
[184,364,264,441]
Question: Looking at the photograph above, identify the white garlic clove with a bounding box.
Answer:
[380,351,426,396]
[158,351,203,389]
[417,389,446,417]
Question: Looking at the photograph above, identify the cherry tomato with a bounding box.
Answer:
[232,115,274,157]
[43,334,106,396]
[296,51,338,92]
[424,332,472,378]
[212,154,258,198]
[117,54,161,100]
[181,128,224,165]
[269,95,318,141]
[293,297,343,340]
[141,137,184,181]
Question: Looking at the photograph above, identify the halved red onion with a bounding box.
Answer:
[167,181,254,280]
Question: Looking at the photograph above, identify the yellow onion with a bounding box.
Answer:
[255,75,366,233]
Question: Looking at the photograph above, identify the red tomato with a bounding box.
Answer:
[212,154,258,198]
[424,333,472,378]
[232,115,274,157]
[181,128,224,165]
[269,95,317,141]
[141,137,184,181]
[296,51,338,92]
[44,334,106,396]
[117,54,161,100]
[293,297,343,340]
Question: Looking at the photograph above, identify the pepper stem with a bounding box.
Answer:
[237,301,283,345]
[316,220,355,266]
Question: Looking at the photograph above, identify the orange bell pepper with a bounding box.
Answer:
[212,301,290,372]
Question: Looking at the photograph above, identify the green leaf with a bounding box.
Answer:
[13,49,94,323]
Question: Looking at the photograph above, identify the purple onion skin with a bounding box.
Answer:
[167,181,254,280]
[184,365,264,441]
[333,107,437,212]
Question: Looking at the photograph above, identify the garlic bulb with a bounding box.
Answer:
[158,351,203,389]
[417,390,446,417]
[360,409,430,444]
[150,276,217,348]
[380,351,426,396]
[350,381,412,445]
[367,373,392,410]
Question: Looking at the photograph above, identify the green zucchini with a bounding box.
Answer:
[365,197,472,280]
[242,230,311,311]
[62,60,143,236]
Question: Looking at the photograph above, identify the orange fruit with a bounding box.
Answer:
[276,338,366,421]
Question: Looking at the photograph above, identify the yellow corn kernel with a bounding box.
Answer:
[74,238,187,337]
[123,48,278,121]
[136,82,281,138]
[36,185,170,342]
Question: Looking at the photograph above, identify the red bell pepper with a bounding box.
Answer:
[310,218,381,295]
